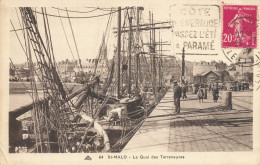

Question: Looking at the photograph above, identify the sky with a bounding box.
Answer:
[10,6,232,65]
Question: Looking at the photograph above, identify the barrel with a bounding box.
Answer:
[203,88,207,99]
[222,91,232,109]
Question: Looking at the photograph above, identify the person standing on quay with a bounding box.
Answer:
[182,83,187,99]
[212,86,219,102]
[173,80,182,114]
[197,86,204,102]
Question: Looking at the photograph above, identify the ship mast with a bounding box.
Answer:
[158,32,162,86]
[181,47,185,83]
[135,7,141,89]
[128,9,132,96]
[117,7,122,99]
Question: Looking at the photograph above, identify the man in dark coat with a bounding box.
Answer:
[212,86,219,102]
[173,80,182,114]
[182,84,187,99]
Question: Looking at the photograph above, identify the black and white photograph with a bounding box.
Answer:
[1,1,260,164]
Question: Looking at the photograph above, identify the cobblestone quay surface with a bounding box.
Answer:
[123,90,253,152]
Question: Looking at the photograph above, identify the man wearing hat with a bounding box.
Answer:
[173,80,182,114]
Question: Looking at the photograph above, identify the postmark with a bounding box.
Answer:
[222,5,257,48]
[171,4,221,56]
[222,48,260,67]
[222,47,260,91]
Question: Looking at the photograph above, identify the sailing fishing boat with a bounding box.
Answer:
[9,7,167,153]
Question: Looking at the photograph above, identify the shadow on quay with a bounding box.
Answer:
[169,115,252,128]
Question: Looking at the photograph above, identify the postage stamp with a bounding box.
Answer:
[222,5,257,48]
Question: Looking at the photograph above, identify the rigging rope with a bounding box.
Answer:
[52,7,99,14]
[84,6,120,10]
[10,13,47,90]
[43,8,56,67]
[65,8,83,72]
[43,8,76,112]
[57,9,76,61]
[10,20,27,55]
[93,8,113,75]
[19,7,78,152]
[77,89,111,152]
[12,7,159,153]
[15,8,23,31]
[33,8,125,19]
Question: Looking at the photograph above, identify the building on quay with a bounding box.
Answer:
[192,60,233,84]
[56,59,77,83]
[74,58,109,83]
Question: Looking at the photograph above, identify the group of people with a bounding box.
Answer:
[173,81,220,114]
[197,84,219,103]
[236,83,249,91]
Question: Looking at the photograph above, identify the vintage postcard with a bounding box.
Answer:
[0,0,260,164]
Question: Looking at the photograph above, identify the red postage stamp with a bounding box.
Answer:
[222,5,257,48]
